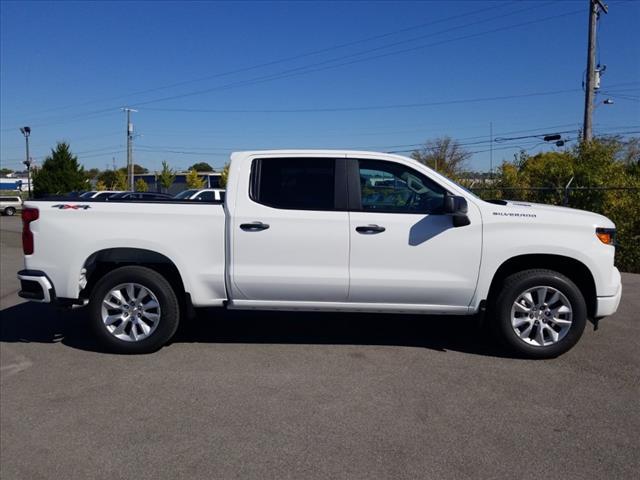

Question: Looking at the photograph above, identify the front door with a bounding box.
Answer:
[347,157,482,310]
[230,156,350,303]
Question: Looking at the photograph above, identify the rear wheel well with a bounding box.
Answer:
[81,248,186,304]
[487,254,597,318]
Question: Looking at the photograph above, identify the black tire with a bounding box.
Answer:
[491,269,587,359]
[4,207,16,216]
[88,266,180,354]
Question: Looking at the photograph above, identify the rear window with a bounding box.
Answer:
[251,157,336,210]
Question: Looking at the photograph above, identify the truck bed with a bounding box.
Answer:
[23,199,227,306]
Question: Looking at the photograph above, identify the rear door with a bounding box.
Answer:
[229,156,350,302]
[347,156,482,310]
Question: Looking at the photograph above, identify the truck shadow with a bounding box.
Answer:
[0,301,511,358]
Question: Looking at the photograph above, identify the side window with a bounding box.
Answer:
[358,159,446,214]
[252,157,335,210]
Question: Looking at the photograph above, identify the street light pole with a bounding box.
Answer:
[19,126,32,199]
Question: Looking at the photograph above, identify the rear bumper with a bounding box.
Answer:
[17,270,54,303]
[595,268,622,318]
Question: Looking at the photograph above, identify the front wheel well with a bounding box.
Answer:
[80,248,186,303]
[486,254,597,318]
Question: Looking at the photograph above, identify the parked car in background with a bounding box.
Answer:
[174,188,225,202]
[0,195,23,216]
[107,192,173,201]
[79,191,124,200]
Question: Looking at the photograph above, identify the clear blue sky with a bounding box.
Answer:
[1,0,639,173]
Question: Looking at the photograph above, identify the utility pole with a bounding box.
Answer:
[583,0,608,142]
[122,108,137,190]
[489,121,493,179]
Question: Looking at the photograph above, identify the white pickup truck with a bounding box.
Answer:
[17,150,622,357]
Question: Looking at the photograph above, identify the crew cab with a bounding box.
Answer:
[17,150,622,357]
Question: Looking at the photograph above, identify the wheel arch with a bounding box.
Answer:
[486,254,597,318]
[80,248,187,302]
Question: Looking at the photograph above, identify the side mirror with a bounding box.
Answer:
[443,194,470,227]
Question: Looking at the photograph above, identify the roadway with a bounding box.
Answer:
[1,215,638,479]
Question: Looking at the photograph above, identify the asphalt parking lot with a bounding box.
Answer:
[1,215,638,480]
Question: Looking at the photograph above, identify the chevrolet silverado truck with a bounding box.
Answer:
[17,150,622,357]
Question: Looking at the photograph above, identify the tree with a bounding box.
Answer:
[85,168,101,180]
[133,164,148,174]
[0,168,14,176]
[618,137,640,168]
[135,178,149,192]
[33,142,87,197]
[158,161,176,192]
[95,180,107,191]
[97,169,129,189]
[97,170,117,188]
[113,169,128,190]
[219,163,230,188]
[114,170,126,190]
[484,138,640,273]
[188,162,214,172]
[186,169,206,189]
[118,164,148,174]
[411,136,470,180]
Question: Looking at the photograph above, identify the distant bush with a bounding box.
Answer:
[469,139,640,273]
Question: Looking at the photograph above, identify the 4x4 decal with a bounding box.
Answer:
[51,204,91,210]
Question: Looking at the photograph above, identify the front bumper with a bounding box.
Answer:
[595,268,622,318]
[17,269,54,303]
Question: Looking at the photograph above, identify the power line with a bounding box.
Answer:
[128,125,640,155]
[141,88,582,114]
[0,131,122,153]
[0,6,605,132]
[136,81,638,114]
[130,7,582,108]
[14,2,516,119]
[0,110,120,133]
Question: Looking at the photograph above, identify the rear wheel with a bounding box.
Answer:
[88,266,180,354]
[4,207,16,216]
[492,269,587,359]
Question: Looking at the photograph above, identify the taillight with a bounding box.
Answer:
[22,207,39,255]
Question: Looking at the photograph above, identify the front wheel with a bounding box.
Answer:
[88,266,180,354]
[492,269,587,359]
[3,207,16,216]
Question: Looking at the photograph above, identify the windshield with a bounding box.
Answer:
[419,164,482,201]
[454,182,482,200]
[79,191,96,198]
